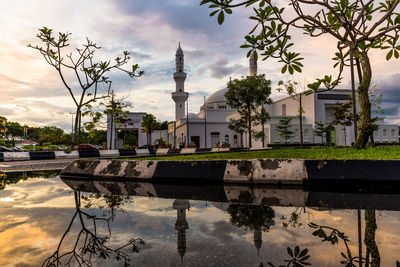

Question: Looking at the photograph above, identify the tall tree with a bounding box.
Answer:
[277,80,311,146]
[228,117,246,147]
[201,0,400,148]
[276,117,294,144]
[28,27,143,144]
[141,114,159,146]
[331,102,354,146]
[253,106,270,147]
[225,74,272,147]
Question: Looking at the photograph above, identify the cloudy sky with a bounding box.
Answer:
[0,0,399,131]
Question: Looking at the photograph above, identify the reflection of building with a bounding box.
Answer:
[173,199,190,261]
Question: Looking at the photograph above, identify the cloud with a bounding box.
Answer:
[376,73,400,118]
[206,57,248,79]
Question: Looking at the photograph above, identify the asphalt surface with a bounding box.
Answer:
[0,159,74,172]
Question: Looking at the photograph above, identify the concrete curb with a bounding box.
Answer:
[60,159,307,185]
[0,147,253,162]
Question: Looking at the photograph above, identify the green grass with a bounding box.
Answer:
[130,146,400,161]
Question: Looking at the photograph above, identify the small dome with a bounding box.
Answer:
[188,112,198,118]
[206,88,228,105]
[176,43,183,55]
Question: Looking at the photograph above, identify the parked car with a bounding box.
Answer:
[58,145,68,151]
[216,141,230,148]
[11,147,25,152]
[0,146,11,152]
[137,145,150,149]
[93,145,105,150]
[187,141,197,148]
[77,144,98,151]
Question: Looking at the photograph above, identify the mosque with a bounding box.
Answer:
[107,44,399,148]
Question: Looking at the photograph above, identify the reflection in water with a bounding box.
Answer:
[0,170,61,190]
[2,176,400,266]
[173,199,190,262]
[43,191,145,266]
[227,204,275,255]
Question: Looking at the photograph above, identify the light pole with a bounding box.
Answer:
[204,96,207,148]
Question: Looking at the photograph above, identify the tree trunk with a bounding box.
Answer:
[354,50,373,148]
[73,107,81,145]
[364,210,380,267]
[262,123,265,147]
[248,108,252,148]
[299,95,303,147]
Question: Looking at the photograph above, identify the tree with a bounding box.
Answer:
[228,117,246,147]
[141,114,159,146]
[201,0,400,148]
[83,90,133,148]
[225,74,272,147]
[28,27,143,144]
[331,102,354,146]
[277,117,294,143]
[253,106,270,147]
[314,121,328,144]
[277,80,311,146]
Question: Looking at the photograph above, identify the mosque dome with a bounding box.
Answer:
[188,112,198,118]
[206,88,228,105]
[176,43,183,56]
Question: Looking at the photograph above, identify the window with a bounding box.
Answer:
[392,129,395,137]
[225,135,229,142]
[233,135,238,144]
[282,104,286,116]
[383,129,387,137]
[218,105,227,109]
[179,89,182,92]
[295,129,299,136]
[180,104,182,108]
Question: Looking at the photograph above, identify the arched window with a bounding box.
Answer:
[383,129,387,137]
[225,135,229,142]
[180,104,182,108]
[233,135,238,144]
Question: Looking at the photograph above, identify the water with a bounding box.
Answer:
[0,171,399,266]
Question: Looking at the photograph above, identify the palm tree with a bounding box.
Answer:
[141,114,159,146]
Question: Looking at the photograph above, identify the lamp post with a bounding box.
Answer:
[186,92,189,146]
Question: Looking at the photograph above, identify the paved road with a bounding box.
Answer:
[0,159,75,172]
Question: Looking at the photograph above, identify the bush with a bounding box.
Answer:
[22,145,36,151]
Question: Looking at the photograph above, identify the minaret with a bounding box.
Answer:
[172,43,188,121]
[249,50,257,76]
[173,199,190,262]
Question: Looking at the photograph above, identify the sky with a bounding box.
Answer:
[0,0,399,132]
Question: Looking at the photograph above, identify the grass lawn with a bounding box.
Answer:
[133,146,400,161]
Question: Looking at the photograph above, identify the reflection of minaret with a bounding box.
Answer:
[253,229,262,255]
[249,50,257,76]
[173,199,190,261]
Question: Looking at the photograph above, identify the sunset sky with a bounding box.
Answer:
[1,0,399,131]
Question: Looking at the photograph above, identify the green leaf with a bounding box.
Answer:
[210,10,219,17]
[288,65,294,75]
[386,50,393,60]
[225,8,232,14]
[395,50,399,59]
[281,65,287,74]
[217,11,225,25]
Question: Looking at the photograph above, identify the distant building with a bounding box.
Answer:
[108,44,398,149]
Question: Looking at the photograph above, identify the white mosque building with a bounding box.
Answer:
[107,44,398,149]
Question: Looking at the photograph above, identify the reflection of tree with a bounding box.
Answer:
[81,193,131,220]
[228,204,275,256]
[228,204,275,231]
[268,246,311,267]
[364,210,380,267]
[43,191,144,266]
[0,170,61,190]
[309,212,381,267]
